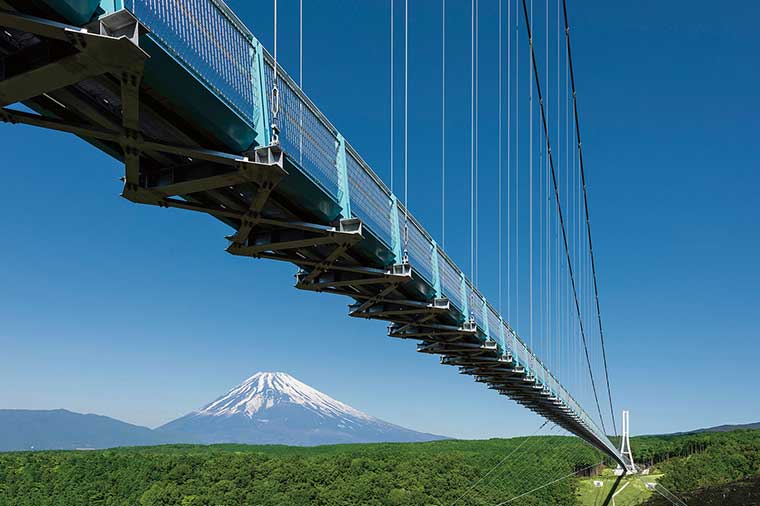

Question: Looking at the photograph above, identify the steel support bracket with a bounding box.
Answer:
[0,10,148,107]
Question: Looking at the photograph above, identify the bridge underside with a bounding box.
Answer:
[0,2,628,468]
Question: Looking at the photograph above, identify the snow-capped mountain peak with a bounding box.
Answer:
[158,371,445,446]
[196,372,374,421]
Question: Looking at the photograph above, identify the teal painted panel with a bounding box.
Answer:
[141,35,257,153]
[38,0,102,25]
[98,0,123,14]
[278,158,342,224]
[129,0,259,130]
[335,134,351,218]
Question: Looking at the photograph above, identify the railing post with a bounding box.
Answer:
[511,330,519,367]
[336,134,351,219]
[482,299,490,341]
[98,0,124,13]
[390,195,403,263]
[499,317,506,357]
[460,273,469,321]
[252,40,271,147]
[431,242,441,297]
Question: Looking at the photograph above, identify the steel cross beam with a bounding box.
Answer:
[0,10,147,107]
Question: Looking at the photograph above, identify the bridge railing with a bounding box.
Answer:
[126,0,262,128]
[112,0,616,456]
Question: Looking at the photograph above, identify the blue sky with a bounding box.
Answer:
[1,0,758,439]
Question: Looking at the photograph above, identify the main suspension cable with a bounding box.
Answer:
[561,0,617,435]
[544,0,549,375]
[520,0,607,434]
[555,0,567,382]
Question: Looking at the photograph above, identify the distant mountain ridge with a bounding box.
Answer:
[0,372,445,452]
[157,372,445,446]
[0,409,177,452]
[690,421,760,434]
[656,421,760,437]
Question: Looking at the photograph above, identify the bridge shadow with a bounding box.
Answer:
[601,473,626,506]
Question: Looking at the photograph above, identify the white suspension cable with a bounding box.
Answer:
[299,0,302,87]
[507,0,512,324]
[543,0,548,372]
[475,0,479,286]
[498,0,502,314]
[575,87,581,400]
[403,0,409,260]
[442,0,446,249]
[390,0,394,193]
[539,111,544,359]
[571,74,577,394]
[470,0,475,290]
[529,0,534,365]
[564,17,570,386]
[515,0,519,333]
[298,0,303,163]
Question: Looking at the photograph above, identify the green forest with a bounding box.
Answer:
[0,430,758,505]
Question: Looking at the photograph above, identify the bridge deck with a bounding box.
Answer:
[0,0,627,466]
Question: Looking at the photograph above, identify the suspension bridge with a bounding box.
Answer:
[0,0,635,476]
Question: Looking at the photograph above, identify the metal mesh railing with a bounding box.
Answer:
[440,257,463,311]
[407,220,434,286]
[488,307,503,349]
[346,151,393,249]
[468,287,485,330]
[509,328,521,365]
[130,0,258,125]
[263,63,340,198]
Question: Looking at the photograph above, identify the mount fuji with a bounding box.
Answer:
[156,372,445,446]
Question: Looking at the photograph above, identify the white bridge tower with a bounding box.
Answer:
[620,410,636,472]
